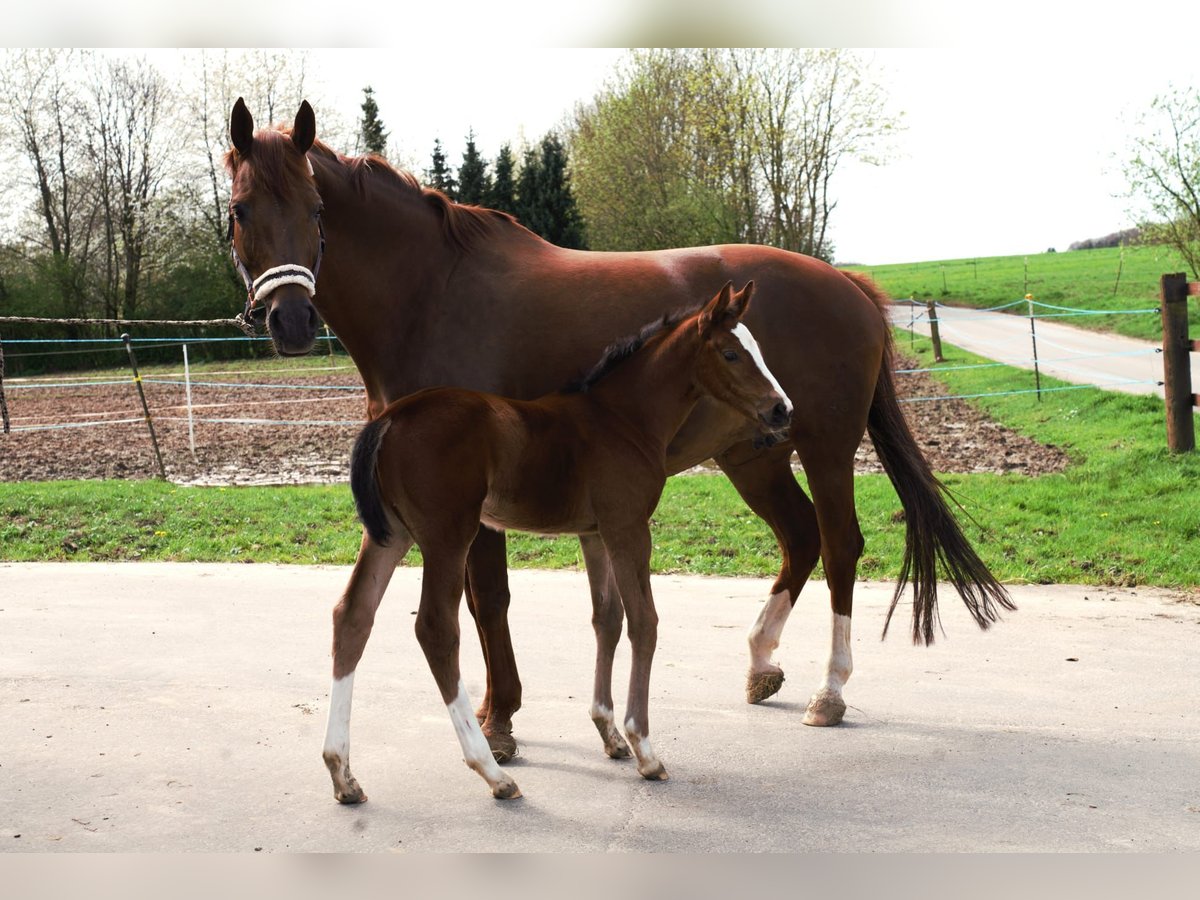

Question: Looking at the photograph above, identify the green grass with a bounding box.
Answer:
[3,328,1198,588]
[847,245,1200,342]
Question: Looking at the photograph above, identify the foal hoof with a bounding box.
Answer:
[746,670,785,704]
[638,762,669,782]
[592,718,632,759]
[802,689,847,727]
[335,784,368,805]
[487,731,518,764]
[492,779,523,800]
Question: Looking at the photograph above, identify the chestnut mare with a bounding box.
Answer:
[224,100,1013,799]
[344,282,788,799]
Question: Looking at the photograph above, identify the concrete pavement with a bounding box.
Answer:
[1,562,1197,852]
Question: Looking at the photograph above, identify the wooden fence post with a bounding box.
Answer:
[925,299,945,362]
[1026,293,1042,402]
[0,328,10,434]
[122,333,167,478]
[1160,273,1196,453]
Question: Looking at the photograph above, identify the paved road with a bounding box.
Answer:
[2,562,1197,852]
[890,303,1199,401]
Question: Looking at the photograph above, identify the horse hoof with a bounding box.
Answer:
[492,780,522,800]
[802,690,847,727]
[638,763,669,781]
[746,670,785,704]
[487,731,519,764]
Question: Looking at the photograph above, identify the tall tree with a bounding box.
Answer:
[1125,85,1200,279]
[358,85,388,157]
[426,138,457,199]
[456,130,490,206]
[569,49,898,259]
[487,143,518,214]
[515,133,586,249]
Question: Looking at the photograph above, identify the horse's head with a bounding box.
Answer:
[695,281,793,441]
[226,98,324,356]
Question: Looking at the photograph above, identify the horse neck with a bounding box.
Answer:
[309,158,454,399]
[586,328,701,452]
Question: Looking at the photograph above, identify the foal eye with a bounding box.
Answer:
[723,350,739,362]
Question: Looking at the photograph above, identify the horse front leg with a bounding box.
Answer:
[579,534,632,760]
[600,523,668,781]
[323,529,412,804]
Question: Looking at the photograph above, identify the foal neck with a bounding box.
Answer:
[585,327,701,451]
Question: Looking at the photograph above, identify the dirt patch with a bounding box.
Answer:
[0,355,1069,484]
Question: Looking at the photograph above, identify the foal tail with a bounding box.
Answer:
[350,415,394,546]
[847,271,1016,645]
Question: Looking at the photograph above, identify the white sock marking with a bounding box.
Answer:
[819,613,853,697]
[624,716,661,771]
[748,590,792,672]
[732,322,793,412]
[447,680,506,782]
[323,672,355,759]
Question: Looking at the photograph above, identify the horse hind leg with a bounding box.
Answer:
[795,444,864,727]
[580,534,632,760]
[715,445,821,705]
[323,529,412,804]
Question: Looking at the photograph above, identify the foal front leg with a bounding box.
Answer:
[416,547,521,800]
[579,534,632,760]
[601,524,668,781]
[323,530,412,804]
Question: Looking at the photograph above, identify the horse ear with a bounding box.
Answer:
[292,100,316,154]
[230,97,254,156]
[728,280,754,320]
[698,281,735,336]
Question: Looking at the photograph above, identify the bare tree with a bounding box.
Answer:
[84,54,174,319]
[0,48,94,314]
[1125,86,1200,279]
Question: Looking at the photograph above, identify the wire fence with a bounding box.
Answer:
[0,298,1171,479]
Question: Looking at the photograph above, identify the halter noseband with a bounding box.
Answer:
[228,188,326,328]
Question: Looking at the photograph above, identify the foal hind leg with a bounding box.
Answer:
[324,529,412,804]
[715,444,821,705]
[579,534,631,760]
[795,444,864,727]
[416,542,521,800]
[462,526,521,763]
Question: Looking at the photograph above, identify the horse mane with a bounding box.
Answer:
[562,309,691,394]
[226,127,515,253]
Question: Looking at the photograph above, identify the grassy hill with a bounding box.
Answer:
[846,245,1199,342]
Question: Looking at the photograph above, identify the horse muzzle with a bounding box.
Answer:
[266,289,321,356]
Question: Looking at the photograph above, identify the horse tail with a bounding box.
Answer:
[350,415,393,546]
[848,270,1016,644]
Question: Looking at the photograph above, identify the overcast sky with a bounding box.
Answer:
[11,2,1200,266]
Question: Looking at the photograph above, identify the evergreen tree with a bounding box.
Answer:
[456,130,491,206]
[426,138,457,199]
[515,133,586,248]
[358,86,388,157]
[487,143,518,214]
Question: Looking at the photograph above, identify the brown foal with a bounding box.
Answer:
[330,282,789,800]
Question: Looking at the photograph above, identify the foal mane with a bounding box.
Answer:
[226,127,514,253]
[562,309,691,394]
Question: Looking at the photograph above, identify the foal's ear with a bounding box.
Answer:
[728,280,755,320]
[230,97,254,156]
[698,281,735,336]
[292,100,316,155]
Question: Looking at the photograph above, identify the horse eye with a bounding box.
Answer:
[231,203,247,222]
[313,205,324,219]
[723,349,739,362]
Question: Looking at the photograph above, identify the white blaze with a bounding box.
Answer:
[732,322,793,413]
